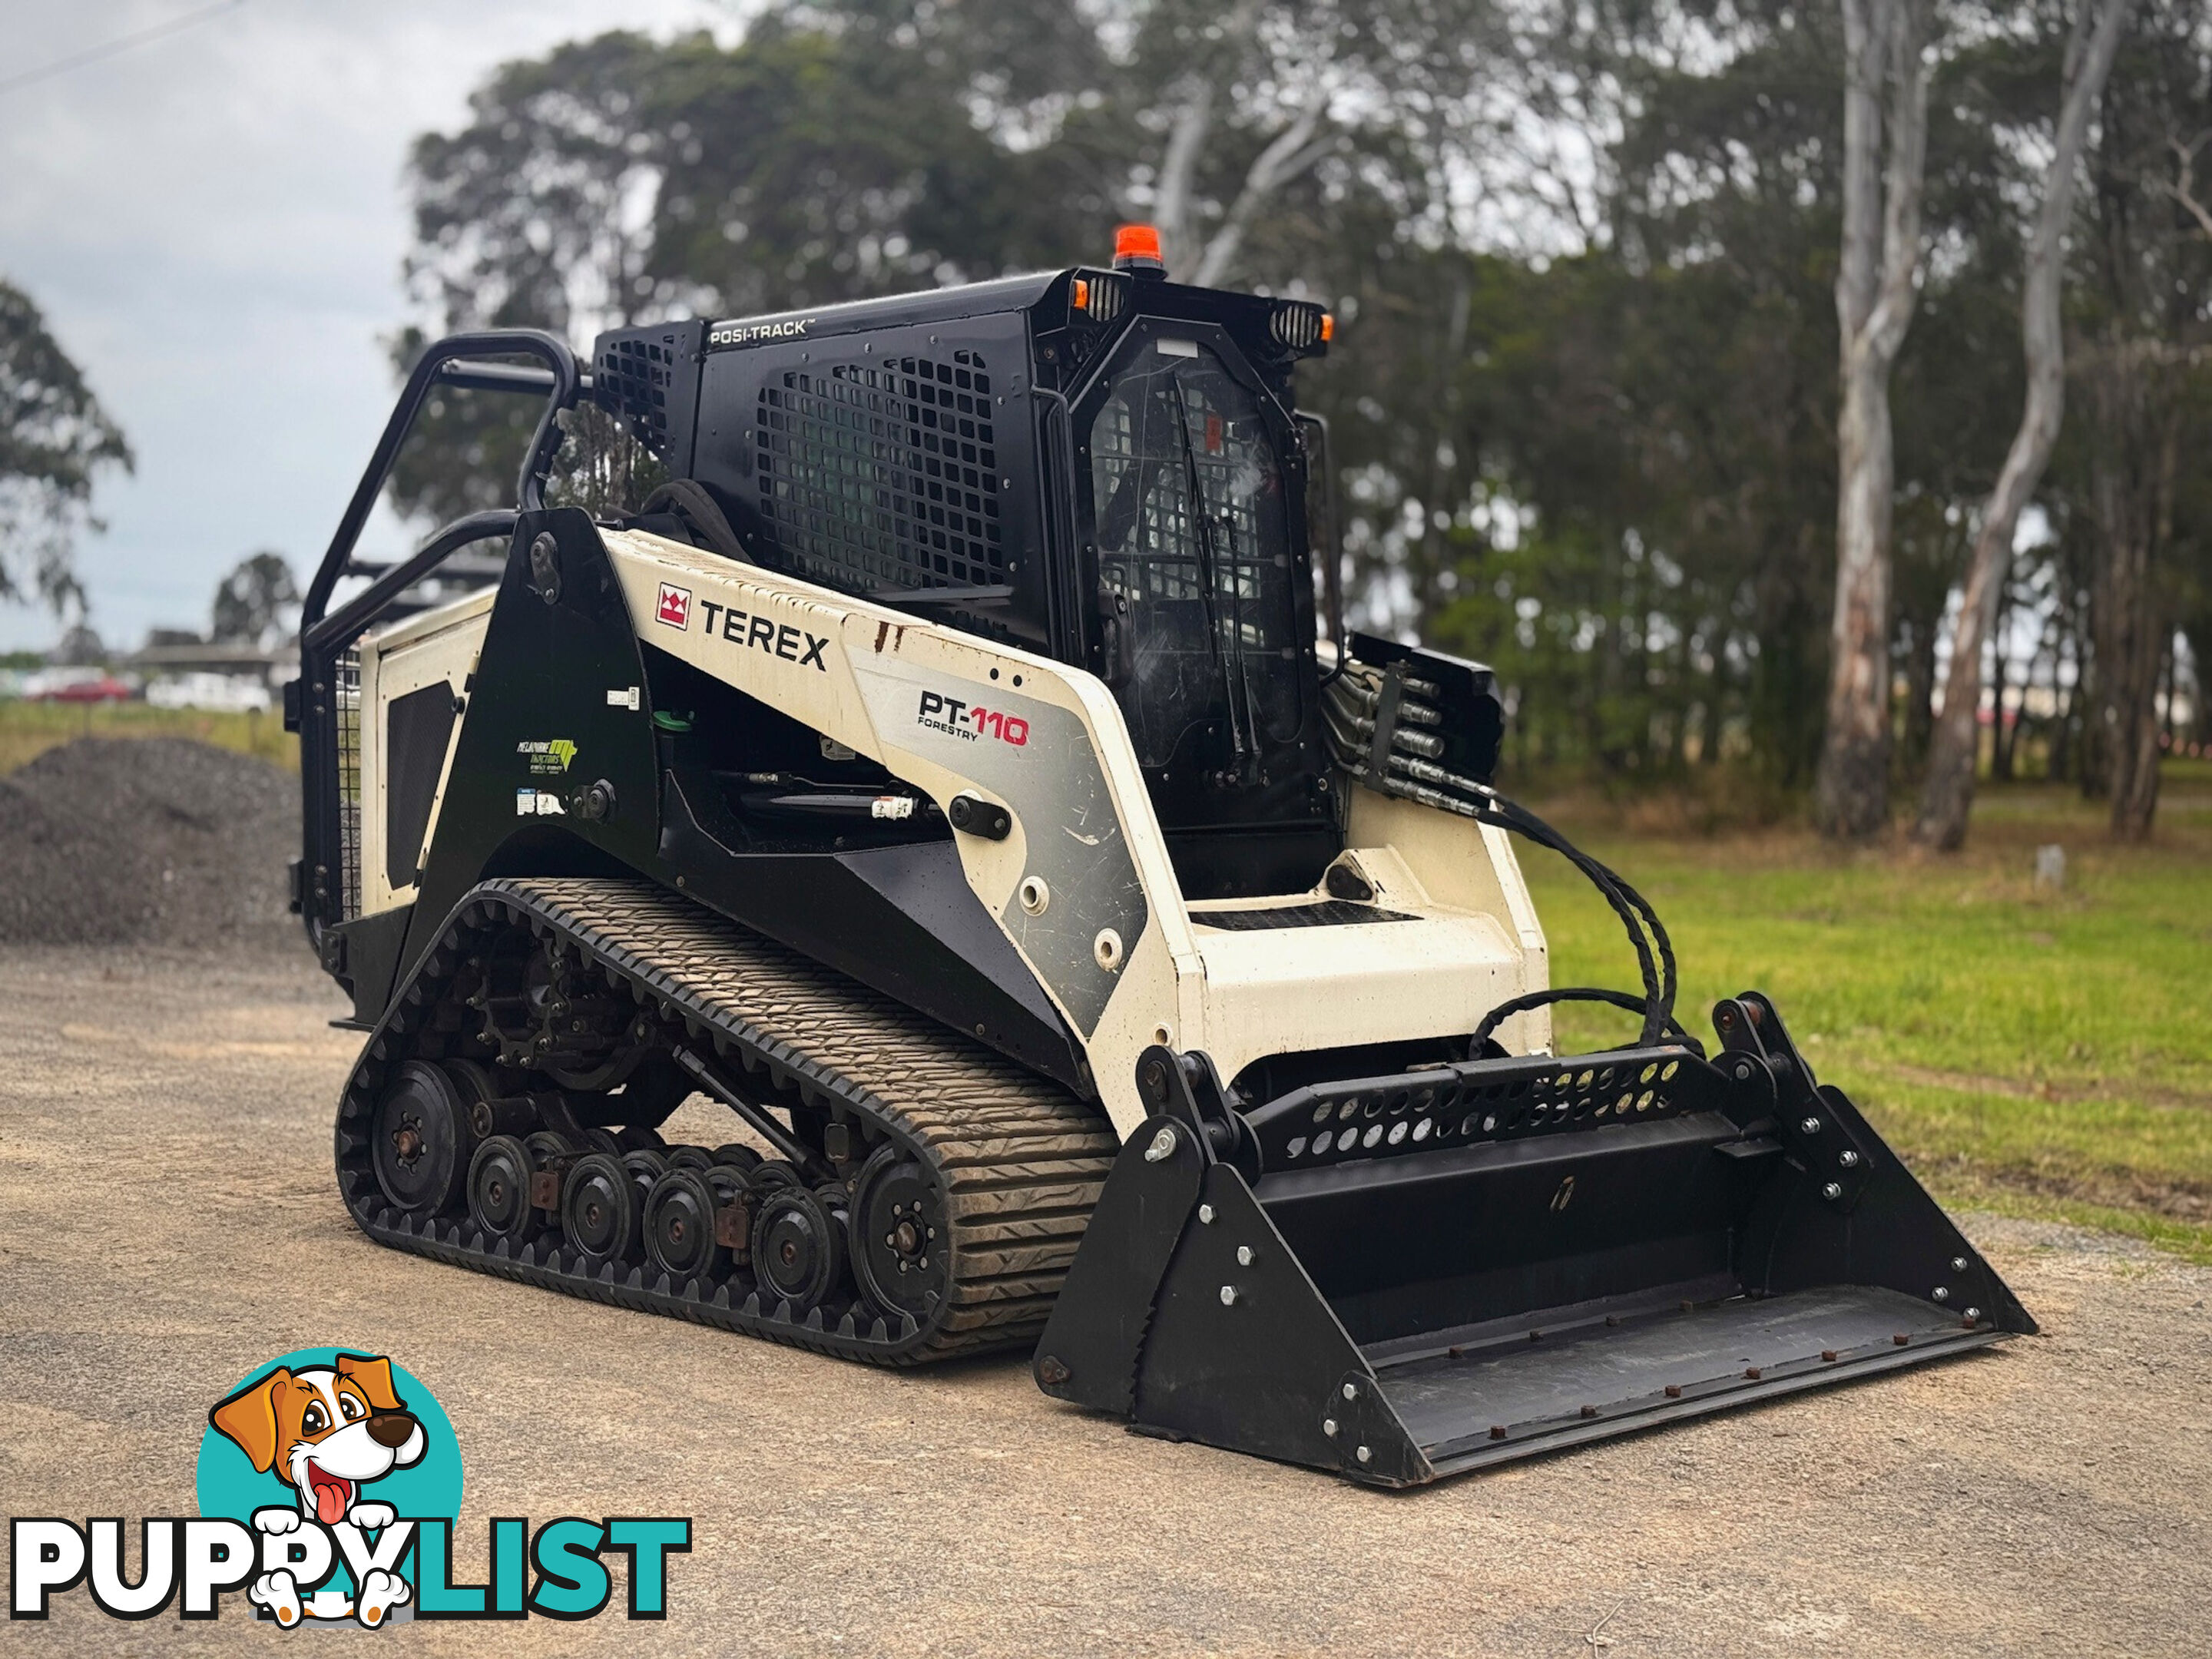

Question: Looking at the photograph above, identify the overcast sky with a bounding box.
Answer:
[0,0,742,652]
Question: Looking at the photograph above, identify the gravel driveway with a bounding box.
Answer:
[2,946,2205,1656]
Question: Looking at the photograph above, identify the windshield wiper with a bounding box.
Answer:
[1210,487,1265,770]
[1166,378,1249,773]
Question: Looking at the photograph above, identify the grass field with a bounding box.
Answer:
[0,699,296,774]
[1527,768,2212,1262]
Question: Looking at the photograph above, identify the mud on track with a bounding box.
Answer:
[2,945,2206,1657]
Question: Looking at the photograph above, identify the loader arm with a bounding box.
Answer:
[599,527,1548,1134]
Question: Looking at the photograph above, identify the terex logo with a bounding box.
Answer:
[655,584,691,629]
[696,599,829,672]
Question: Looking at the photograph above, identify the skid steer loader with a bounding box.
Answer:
[290,226,2030,1485]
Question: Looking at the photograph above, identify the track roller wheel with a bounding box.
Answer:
[665,1145,715,1172]
[712,1144,763,1174]
[613,1124,666,1154]
[849,1146,949,1317]
[643,1167,736,1283]
[468,1134,539,1247]
[749,1158,803,1195]
[372,1061,475,1217]
[562,1151,644,1270]
[751,1184,846,1313]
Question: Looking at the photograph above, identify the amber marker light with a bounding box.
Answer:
[1112,223,1167,279]
[1320,313,1336,343]
[1072,277,1091,311]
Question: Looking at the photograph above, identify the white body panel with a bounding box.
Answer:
[603,529,1547,1137]
[356,589,495,916]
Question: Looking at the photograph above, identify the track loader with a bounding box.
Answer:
[292,226,2030,1485]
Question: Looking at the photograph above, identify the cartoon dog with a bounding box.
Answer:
[208,1353,426,1628]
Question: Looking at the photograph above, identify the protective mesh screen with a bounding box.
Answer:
[594,329,679,452]
[755,351,1002,591]
[334,648,362,921]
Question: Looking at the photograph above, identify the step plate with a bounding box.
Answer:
[1379,1284,2007,1475]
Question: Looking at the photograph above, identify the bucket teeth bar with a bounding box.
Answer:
[1035,994,2033,1485]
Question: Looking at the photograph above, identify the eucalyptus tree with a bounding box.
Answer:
[1813,0,1935,839]
[0,278,131,617]
[2063,0,2212,838]
[1915,0,2131,849]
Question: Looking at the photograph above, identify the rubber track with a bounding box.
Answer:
[333,877,1118,1364]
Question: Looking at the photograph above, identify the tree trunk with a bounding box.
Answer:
[1899,613,1939,767]
[1145,0,1337,291]
[2087,341,2179,842]
[1912,0,2130,846]
[2049,675,2075,781]
[1153,75,1217,271]
[1991,562,2018,780]
[1819,348,1899,833]
[2101,555,2164,839]
[2049,596,2081,783]
[2078,570,2111,796]
[1190,102,1335,290]
[1814,0,1932,839]
[2157,637,2178,750]
[2024,598,2064,777]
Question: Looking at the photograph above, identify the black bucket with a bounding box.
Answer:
[1035,993,2033,1486]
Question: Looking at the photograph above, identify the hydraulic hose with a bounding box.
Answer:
[1323,664,1682,1055]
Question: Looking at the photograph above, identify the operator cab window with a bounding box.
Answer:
[1088,337,1300,773]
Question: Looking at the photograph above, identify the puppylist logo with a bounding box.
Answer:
[11,1348,690,1628]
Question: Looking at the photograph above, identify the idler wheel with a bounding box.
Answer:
[849,1146,948,1317]
[467,1134,538,1246]
[644,1167,727,1282]
[542,1048,643,1093]
[561,1151,643,1270]
[750,1184,846,1313]
[371,1061,474,1217]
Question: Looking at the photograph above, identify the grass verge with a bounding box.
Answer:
[1525,773,2212,1263]
[0,700,296,775]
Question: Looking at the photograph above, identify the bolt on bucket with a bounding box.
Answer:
[1034,994,2033,1486]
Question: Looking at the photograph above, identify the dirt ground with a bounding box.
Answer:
[2,946,2207,1657]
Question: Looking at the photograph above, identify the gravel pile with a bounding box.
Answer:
[0,739,298,945]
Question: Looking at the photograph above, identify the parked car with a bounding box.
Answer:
[22,667,133,703]
[145,672,273,713]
